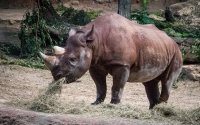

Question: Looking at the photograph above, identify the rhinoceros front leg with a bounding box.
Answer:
[110,66,130,104]
[89,66,108,105]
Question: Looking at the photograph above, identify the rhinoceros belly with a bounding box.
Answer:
[127,66,166,83]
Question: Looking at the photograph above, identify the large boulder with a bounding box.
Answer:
[182,65,200,82]
[171,37,198,64]
[169,0,200,26]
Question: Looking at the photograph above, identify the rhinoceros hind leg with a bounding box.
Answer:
[159,66,182,104]
[143,79,160,109]
[89,66,108,105]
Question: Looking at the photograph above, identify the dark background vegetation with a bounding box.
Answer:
[0,0,199,68]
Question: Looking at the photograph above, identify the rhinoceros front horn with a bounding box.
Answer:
[53,46,65,55]
[39,52,58,70]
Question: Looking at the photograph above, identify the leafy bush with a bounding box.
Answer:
[56,2,68,15]
[191,39,200,62]
[56,2,99,25]
[17,57,46,69]
[87,11,102,20]
[69,10,91,26]
[61,7,91,26]
[18,9,54,58]
[131,9,154,24]
[19,3,92,59]
[163,28,182,37]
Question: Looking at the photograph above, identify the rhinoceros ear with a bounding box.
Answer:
[53,46,65,55]
[39,52,59,70]
[85,25,94,42]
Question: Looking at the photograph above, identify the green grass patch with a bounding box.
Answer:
[0,53,47,69]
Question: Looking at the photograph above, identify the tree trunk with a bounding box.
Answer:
[118,0,131,20]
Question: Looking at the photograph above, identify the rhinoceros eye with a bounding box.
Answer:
[69,58,77,66]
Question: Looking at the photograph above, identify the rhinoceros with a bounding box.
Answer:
[40,13,182,109]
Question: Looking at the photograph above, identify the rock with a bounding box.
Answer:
[9,20,16,25]
[131,20,138,23]
[181,38,198,64]
[171,37,185,45]
[169,0,200,26]
[171,37,198,64]
[148,14,166,21]
[93,0,114,4]
[184,53,197,64]
[175,6,192,16]
[71,0,79,5]
[182,65,200,82]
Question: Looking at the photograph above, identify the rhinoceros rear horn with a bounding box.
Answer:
[85,25,94,41]
[69,28,76,37]
[39,52,59,70]
[53,46,65,55]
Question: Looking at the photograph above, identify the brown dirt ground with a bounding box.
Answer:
[0,65,200,124]
[0,64,200,109]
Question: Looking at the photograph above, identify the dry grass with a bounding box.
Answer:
[152,104,200,124]
[28,77,66,112]
[8,78,199,125]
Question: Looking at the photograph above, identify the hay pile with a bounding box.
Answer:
[28,77,66,113]
[152,104,200,125]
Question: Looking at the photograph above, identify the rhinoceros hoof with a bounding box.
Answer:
[91,99,104,105]
[110,99,120,104]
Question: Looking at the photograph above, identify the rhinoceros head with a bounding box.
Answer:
[40,25,94,82]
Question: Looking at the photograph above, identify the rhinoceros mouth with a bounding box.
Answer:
[65,76,77,84]
[53,76,76,84]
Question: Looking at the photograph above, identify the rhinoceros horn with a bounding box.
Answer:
[39,52,59,70]
[53,46,65,55]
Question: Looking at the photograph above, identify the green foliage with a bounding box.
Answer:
[17,57,47,69]
[163,28,182,37]
[56,2,68,15]
[131,9,154,24]
[69,10,91,26]
[18,9,55,58]
[61,7,76,18]
[140,0,150,11]
[149,11,161,17]
[61,7,91,26]
[131,0,155,24]
[56,2,100,25]
[86,11,102,20]
[0,43,20,56]
[191,39,200,62]
[0,53,46,69]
